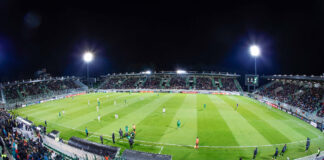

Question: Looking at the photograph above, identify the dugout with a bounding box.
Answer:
[122,149,172,160]
[68,136,120,158]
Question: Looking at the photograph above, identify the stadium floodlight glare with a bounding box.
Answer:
[249,45,260,57]
[176,70,187,74]
[83,51,94,89]
[83,52,94,63]
[249,45,261,92]
[142,70,151,74]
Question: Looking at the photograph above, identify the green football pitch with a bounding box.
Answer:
[13,92,324,159]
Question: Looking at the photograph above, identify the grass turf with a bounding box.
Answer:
[13,92,324,160]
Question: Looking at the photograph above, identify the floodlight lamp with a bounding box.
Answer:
[249,45,260,57]
[176,70,187,74]
[83,52,93,63]
[142,70,151,74]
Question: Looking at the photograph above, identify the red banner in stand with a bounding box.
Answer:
[211,92,229,95]
[65,92,86,98]
[265,102,278,109]
[181,91,198,94]
[140,91,154,93]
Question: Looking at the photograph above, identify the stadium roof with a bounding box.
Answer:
[0,76,79,87]
[261,75,324,82]
[103,71,240,77]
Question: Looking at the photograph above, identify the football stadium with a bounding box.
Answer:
[0,1,324,160]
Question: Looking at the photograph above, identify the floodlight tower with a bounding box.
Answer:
[83,52,94,88]
[249,45,260,91]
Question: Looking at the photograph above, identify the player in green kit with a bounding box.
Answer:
[125,125,129,133]
[204,104,206,109]
[177,120,181,128]
[59,112,61,118]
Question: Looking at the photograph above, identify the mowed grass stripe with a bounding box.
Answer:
[209,95,271,146]
[57,93,148,126]
[197,94,239,146]
[23,93,131,125]
[238,96,287,120]
[56,93,140,122]
[27,116,87,140]
[17,93,113,114]
[231,96,313,141]
[220,95,291,144]
[239,96,320,138]
[73,93,162,132]
[136,94,187,142]
[95,93,175,136]
[15,93,95,113]
[21,92,125,118]
[159,94,197,145]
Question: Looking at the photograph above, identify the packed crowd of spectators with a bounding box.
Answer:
[46,80,79,91]
[220,78,238,91]
[258,81,324,117]
[120,77,140,89]
[318,107,324,117]
[196,77,213,90]
[3,79,82,103]
[167,76,187,89]
[143,77,161,89]
[100,75,241,91]
[0,109,62,159]
[2,85,20,101]
[21,83,45,97]
[101,77,122,89]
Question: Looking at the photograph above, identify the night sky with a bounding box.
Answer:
[0,1,323,81]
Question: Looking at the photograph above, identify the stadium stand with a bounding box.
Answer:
[143,76,161,89]
[2,77,85,104]
[0,109,64,160]
[101,76,123,89]
[257,76,324,118]
[167,75,187,89]
[121,77,140,89]
[99,71,242,91]
[121,149,172,160]
[195,77,213,90]
[220,78,238,92]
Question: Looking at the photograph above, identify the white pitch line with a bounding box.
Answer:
[159,146,164,154]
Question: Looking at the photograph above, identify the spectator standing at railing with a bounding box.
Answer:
[112,132,115,144]
[119,128,123,139]
[305,137,310,151]
[252,147,258,159]
[129,137,134,149]
[280,144,287,156]
[272,147,278,160]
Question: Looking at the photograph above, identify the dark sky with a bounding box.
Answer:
[0,1,323,81]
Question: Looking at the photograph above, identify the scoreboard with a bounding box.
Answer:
[245,74,259,86]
